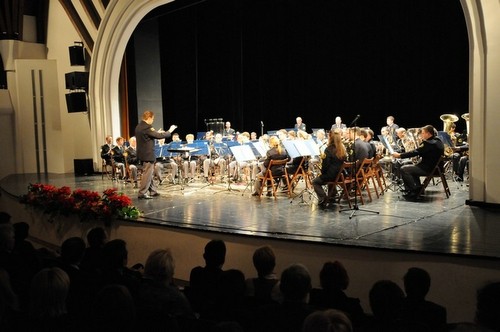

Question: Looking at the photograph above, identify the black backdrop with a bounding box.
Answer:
[127,0,469,138]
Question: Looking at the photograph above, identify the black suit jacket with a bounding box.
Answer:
[400,137,444,173]
[135,121,172,162]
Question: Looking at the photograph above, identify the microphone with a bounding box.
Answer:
[350,114,361,126]
[260,121,264,127]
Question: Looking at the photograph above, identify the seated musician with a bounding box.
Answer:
[284,130,309,189]
[229,132,251,182]
[452,142,469,181]
[312,131,347,208]
[155,137,179,184]
[183,134,198,182]
[309,129,328,172]
[391,128,416,181]
[100,135,114,166]
[223,121,236,139]
[112,137,127,180]
[126,137,139,188]
[203,133,227,182]
[350,127,370,164]
[252,136,289,197]
[392,125,444,200]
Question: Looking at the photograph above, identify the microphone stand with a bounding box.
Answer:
[339,115,379,219]
[260,121,264,137]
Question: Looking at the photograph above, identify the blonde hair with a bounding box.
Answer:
[269,136,282,154]
[144,249,175,283]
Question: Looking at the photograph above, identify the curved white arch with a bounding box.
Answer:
[89,0,500,204]
[88,0,174,164]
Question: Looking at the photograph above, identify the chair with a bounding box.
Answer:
[335,161,364,208]
[355,158,379,202]
[101,158,113,180]
[417,156,451,198]
[371,154,387,193]
[256,159,290,199]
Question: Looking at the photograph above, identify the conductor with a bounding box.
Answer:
[135,110,177,199]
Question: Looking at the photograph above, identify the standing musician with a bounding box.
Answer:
[331,116,347,131]
[294,117,306,132]
[223,121,236,139]
[392,125,444,200]
[252,136,289,197]
[385,116,399,143]
[135,110,177,199]
[312,131,347,209]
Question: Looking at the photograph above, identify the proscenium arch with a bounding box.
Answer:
[89,0,498,204]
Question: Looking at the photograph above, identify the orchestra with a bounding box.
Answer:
[99,112,468,204]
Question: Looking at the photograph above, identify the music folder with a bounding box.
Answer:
[377,135,394,154]
[283,140,317,159]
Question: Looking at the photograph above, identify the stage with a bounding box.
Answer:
[1,171,499,259]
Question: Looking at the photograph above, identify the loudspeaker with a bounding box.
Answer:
[69,45,85,66]
[65,71,89,90]
[65,92,87,113]
[74,159,94,176]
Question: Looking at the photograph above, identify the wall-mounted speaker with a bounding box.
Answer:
[65,72,89,90]
[69,45,85,66]
[65,92,87,113]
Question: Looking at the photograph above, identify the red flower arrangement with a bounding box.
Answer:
[20,184,141,225]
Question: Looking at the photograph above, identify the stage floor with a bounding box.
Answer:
[1,172,499,259]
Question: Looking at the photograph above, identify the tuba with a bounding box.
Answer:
[461,113,470,135]
[440,114,459,133]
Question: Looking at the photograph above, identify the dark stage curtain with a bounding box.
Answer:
[127,0,469,137]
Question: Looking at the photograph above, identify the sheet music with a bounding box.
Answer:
[282,141,300,159]
[230,145,256,162]
[251,141,268,157]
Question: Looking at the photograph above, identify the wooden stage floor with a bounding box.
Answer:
[1,172,499,259]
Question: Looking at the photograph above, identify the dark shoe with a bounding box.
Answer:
[138,194,153,200]
[150,192,160,197]
[266,191,273,197]
[133,182,138,189]
[251,192,260,197]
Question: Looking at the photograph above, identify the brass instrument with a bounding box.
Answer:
[406,128,422,163]
[440,113,459,133]
[461,113,470,136]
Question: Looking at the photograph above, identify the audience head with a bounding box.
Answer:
[0,211,11,224]
[13,222,30,241]
[86,227,107,248]
[218,269,246,303]
[280,263,312,303]
[475,281,500,331]
[29,267,70,318]
[203,239,226,268]
[90,284,136,331]
[102,239,128,269]
[144,248,175,284]
[302,309,353,332]
[403,267,431,300]
[253,246,276,278]
[369,280,404,320]
[60,236,86,265]
[320,261,349,291]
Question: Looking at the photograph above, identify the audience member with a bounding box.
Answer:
[475,281,500,331]
[302,309,353,332]
[25,267,79,331]
[245,245,280,305]
[80,227,107,273]
[362,279,405,331]
[258,263,316,332]
[309,261,365,329]
[89,284,137,332]
[101,239,141,297]
[0,211,11,224]
[188,239,227,316]
[135,248,193,330]
[399,267,447,331]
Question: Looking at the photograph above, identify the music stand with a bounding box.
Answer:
[215,145,254,194]
[283,140,316,204]
[340,117,379,219]
[377,135,403,192]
